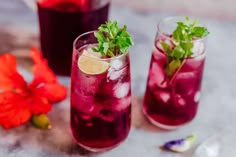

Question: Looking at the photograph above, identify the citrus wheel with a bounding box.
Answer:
[78,51,110,75]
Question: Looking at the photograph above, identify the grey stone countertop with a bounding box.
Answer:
[0,0,236,157]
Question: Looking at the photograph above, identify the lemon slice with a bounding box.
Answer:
[78,50,110,75]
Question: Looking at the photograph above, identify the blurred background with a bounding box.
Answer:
[0,0,235,53]
[113,0,236,20]
[1,0,236,157]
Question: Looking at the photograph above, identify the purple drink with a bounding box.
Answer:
[71,32,131,151]
[143,17,208,129]
[37,0,110,75]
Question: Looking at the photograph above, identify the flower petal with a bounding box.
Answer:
[36,83,67,103]
[0,54,27,91]
[0,91,31,129]
[162,134,196,152]
[28,91,52,115]
[29,47,67,103]
[30,47,56,86]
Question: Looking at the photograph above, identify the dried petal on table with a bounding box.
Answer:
[161,134,196,153]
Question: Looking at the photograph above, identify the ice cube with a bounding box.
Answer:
[115,96,131,111]
[154,90,170,103]
[86,122,93,127]
[80,102,95,113]
[99,109,115,122]
[113,82,130,98]
[73,114,79,125]
[84,47,102,58]
[175,94,186,106]
[72,94,95,114]
[175,72,196,95]
[78,74,99,94]
[107,66,128,81]
[152,49,167,66]
[155,37,174,53]
[81,115,91,120]
[108,68,122,81]
[185,53,205,71]
[194,91,201,103]
[192,41,205,56]
[178,98,186,106]
[110,59,124,70]
[148,62,168,88]
[81,114,93,126]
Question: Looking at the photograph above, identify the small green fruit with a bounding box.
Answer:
[31,114,51,130]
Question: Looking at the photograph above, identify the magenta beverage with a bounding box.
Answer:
[143,17,208,129]
[71,32,131,151]
[37,0,110,75]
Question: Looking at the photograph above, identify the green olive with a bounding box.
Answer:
[31,114,51,130]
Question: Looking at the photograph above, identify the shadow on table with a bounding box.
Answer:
[0,98,97,156]
[131,96,169,133]
[0,97,169,156]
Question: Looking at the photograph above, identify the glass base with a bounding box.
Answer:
[70,125,130,152]
[142,107,185,130]
[76,142,122,152]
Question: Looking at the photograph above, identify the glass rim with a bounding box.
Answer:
[73,30,129,62]
[157,16,208,43]
[37,0,111,12]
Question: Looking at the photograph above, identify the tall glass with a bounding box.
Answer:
[70,31,131,151]
[143,17,207,129]
[37,0,110,75]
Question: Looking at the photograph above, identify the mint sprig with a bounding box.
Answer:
[93,20,134,57]
[161,17,210,76]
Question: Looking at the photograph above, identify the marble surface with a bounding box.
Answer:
[1,0,236,156]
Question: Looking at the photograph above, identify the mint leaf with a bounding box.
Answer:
[93,20,134,57]
[103,42,109,54]
[171,45,185,59]
[180,42,194,57]
[161,17,210,76]
[191,26,210,37]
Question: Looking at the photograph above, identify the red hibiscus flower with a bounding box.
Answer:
[0,47,67,129]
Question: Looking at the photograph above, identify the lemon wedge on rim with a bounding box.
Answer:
[78,50,110,75]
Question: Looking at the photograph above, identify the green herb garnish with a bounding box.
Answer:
[92,20,134,57]
[161,17,210,76]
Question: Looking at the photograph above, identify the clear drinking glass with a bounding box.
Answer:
[70,31,131,152]
[143,17,207,129]
[36,0,110,75]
